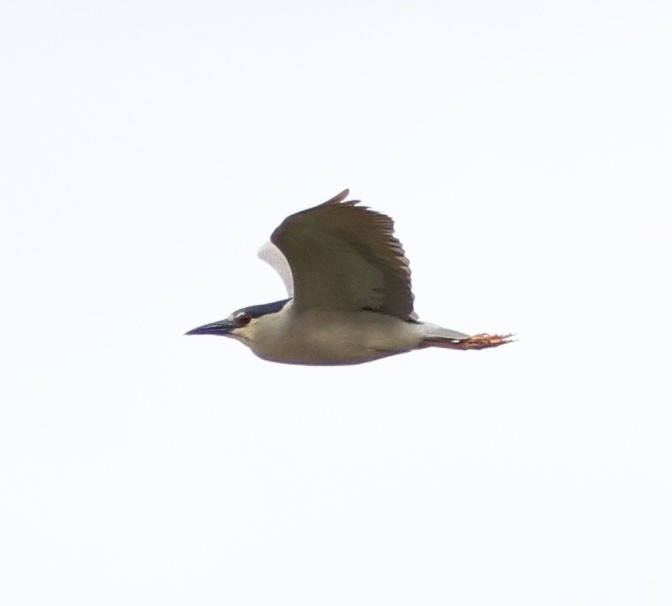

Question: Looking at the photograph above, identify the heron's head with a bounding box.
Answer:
[185,299,289,344]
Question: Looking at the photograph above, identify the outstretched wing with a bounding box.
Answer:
[269,189,416,320]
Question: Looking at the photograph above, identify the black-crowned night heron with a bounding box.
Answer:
[187,190,512,365]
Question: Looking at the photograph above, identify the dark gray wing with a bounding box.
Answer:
[270,189,416,320]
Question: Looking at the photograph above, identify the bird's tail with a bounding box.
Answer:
[420,324,514,350]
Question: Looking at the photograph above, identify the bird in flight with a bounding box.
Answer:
[186,190,513,365]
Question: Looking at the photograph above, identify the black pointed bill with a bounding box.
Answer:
[185,318,236,337]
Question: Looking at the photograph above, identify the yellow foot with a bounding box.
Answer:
[459,333,515,350]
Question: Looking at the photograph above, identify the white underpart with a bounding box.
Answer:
[257,240,293,296]
[241,301,427,365]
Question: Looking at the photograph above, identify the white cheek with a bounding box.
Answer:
[229,321,257,344]
[228,327,248,342]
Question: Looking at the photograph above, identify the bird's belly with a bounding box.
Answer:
[251,310,422,366]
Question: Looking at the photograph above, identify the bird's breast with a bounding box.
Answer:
[248,306,423,365]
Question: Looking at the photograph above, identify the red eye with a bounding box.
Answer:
[239,314,252,325]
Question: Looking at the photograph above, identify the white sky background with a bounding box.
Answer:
[1,1,671,604]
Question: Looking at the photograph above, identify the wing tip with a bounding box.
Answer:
[323,189,353,206]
